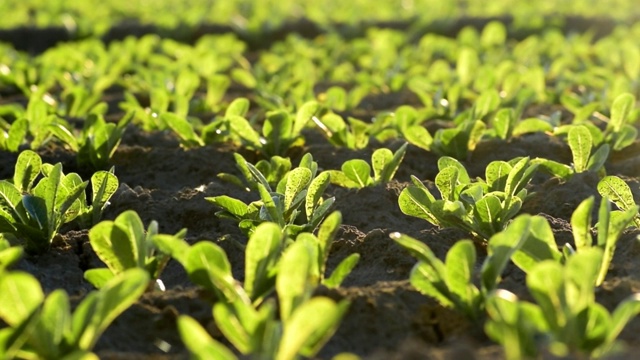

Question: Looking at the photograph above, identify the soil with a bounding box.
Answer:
[3,17,640,360]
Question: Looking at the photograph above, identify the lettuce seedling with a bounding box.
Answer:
[324,143,407,188]
[534,124,609,179]
[390,215,534,321]
[495,201,636,287]
[227,99,320,157]
[84,210,186,291]
[597,175,640,228]
[208,156,333,236]
[431,118,486,161]
[0,150,88,254]
[218,153,293,191]
[399,156,537,240]
[485,250,640,359]
[73,168,119,228]
[177,237,350,360]
[0,268,149,359]
[50,113,131,171]
[311,112,371,149]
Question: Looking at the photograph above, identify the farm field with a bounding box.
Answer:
[2,1,640,359]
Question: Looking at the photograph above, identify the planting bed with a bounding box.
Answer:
[3,4,640,360]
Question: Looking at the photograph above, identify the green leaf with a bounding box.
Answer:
[83,268,115,289]
[6,119,28,153]
[610,93,635,133]
[483,216,533,292]
[316,210,342,276]
[473,194,503,238]
[294,101,319,135]
[492,108,514,140]
[225,97,250,118]
[509,215,562,273]
[14,150,42,193]
[341,159,372,188]
[375,143,407,184]
[444,240,480,317]
[568,125,592,173]
[212,302,253,355]
[403,125,432,151]
[586,144,609,173]
[324,253,360,288]
[284,167,311,211]
[257,183,284,227]
[177,316,237,360]
[398,185,440,226]
[608,294,640,345]
[571,197,594,252]
[305,171,330,220]
[228,115,261,148]
[435,166,459,201]
[72,268,148,350]
[0,271,43,327]
[89,210,145,275]
[277,240,313,321]
[162,113,204,147]
[31,289,70,357]
[526,261,565,330]
[485,161,511,192]
[278,298,349,360]
[185,241,243,302]
[597,176,638,216]
[532,158,573,180]
[206,196,249,219]
[371,148,393,184]
[90,170,119,224]
[244,223,282,302]
[437,156,471,184]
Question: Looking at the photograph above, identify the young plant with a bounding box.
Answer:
[50,113,131,171]
[0,150,88,254]
[177,235,350,360]
[324,143,407,189]
[0,268,149,359]
[390,214,537,321]
[399,156,537,240]
[155,213,358,304]
[430,118,486,161]
[534,124,609,179]
[485,250,640,359]
[73,168,119,228]
[497,200,637,287]
[84,210,186,291]
[218,153,293,191]
[208,155,334,236]
[226,99,320,157]
[311,112,371,149]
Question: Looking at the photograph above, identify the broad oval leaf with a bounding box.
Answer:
[340,159,371,188]
[284,167,312,211]
[14,150,42,194]
[177,315,238,360]
[568,125,592,173]
[0,271,43,326]
[244,222,282,301]
[278,297,349,360]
